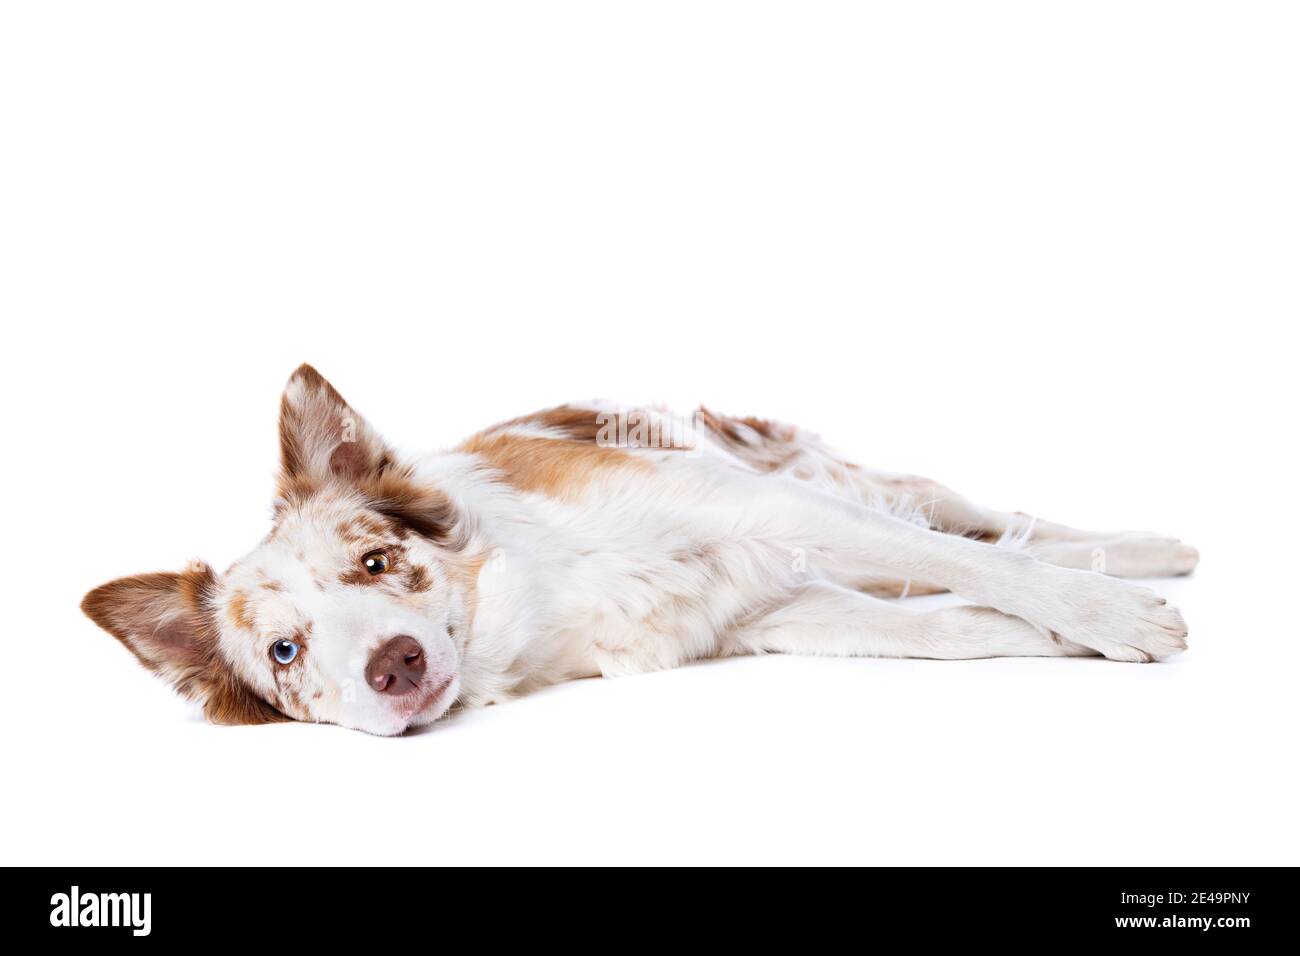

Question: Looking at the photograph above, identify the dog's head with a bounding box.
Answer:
[82,365,474,735]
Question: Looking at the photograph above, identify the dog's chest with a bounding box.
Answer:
[453,448,806,691]
[529,499,794,677]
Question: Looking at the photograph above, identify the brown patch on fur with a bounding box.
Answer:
[696,407,745,446]
[357,473,464,548]
[81,567,286,726]
[494,405,609,442]
[335,512,401,547]
[697,407,795,446]
[226,590,256,630]
[457,432,651,496]
[697,407,801,473]
[260,579,285,593]
[290,621,313,650]
[355,513,397,539]
[405,563,433,593]
[339,566,374,587]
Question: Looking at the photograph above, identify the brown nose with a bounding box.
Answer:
[366,636,426,695]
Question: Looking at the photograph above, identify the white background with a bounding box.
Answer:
[1,2,1296,865]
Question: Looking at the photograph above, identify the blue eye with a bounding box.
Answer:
[271,640,298,665]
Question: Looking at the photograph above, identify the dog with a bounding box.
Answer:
[82,365,1197,735]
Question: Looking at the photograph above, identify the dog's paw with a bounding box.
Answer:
[1030,533,1200,578]
[1035,570,1189,662]
[1105,534,1200,578]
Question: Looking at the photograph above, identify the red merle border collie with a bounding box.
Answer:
[82,365,1196,735]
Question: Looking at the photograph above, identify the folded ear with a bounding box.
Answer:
[278,364,398,490]
[80,565,285,725]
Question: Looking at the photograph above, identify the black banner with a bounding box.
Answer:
[10,867,1292,944]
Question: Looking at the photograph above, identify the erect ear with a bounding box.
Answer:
[81,565,215,684]
[278,364,398,490]
[80,565,285,725]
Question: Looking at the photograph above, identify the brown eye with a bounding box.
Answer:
[362,550,390,575]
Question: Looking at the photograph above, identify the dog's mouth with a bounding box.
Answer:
[394,674,455,725]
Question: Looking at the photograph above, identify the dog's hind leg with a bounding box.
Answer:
[728,581,1092,660]
[729,477,1189,661]
[691,411,1197,586]
[843,470,1199,581]
[1020,532,1200,577]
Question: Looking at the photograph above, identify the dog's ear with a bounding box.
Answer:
[277,364,398,490]
[81,565,218,693]
[81,565,286,725]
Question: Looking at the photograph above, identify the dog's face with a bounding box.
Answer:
[213,487,469,735]
[82,365,473,735]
